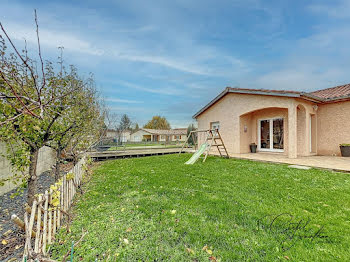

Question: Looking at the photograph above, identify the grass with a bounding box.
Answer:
[51,154,350,261]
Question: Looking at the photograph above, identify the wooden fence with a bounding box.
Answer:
[12,156,87,261]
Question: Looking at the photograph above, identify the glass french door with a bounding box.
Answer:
[258,118,284,152]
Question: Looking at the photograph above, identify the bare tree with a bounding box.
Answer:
[0,11,103,204]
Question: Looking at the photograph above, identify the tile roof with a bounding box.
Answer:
[309,83,350,100]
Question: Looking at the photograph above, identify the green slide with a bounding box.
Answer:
[185,142,209,165]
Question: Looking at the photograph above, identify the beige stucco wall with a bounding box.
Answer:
[317,101,350,156]
[0,143,56,195]
[196,93,317,158]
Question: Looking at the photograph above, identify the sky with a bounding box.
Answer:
[1,0,350,127]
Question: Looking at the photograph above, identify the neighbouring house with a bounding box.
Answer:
[130,128,187,142]
[119,130,131,143]
[103,129,131,142]
[104,129,118,138]
[193,84,350,158]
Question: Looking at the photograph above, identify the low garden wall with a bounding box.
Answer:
[0,143,56,195]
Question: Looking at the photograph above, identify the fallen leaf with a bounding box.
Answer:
[209,256,217,261]
[186,248,195,254]
[202,245,208,251]
[126,227,132,232]
[121,208,125,212]
[284,256,290,260]
[171,210,176,215]
[2,239,8,245]
[123,238,129,245]
[3,230,12,236]
[206,249,213,255]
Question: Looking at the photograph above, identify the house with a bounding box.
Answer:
[104,129,118,138]
[130,128,187,142]
[103,129,131,142]
[119,130,131,142]
[193,84,350,158]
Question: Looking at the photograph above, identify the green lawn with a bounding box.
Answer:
[51,154,350,261]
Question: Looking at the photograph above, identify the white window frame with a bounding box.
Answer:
[210,121,220,131]
[258,117,284,153]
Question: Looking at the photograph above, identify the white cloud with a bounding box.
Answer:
[2,22,104,56]
[115,53,210,75]
[116,81,183,96]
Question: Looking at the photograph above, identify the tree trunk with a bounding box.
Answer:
[27,148,39,206]
[55,148,61,181]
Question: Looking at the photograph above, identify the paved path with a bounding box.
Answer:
[229,153,350,172]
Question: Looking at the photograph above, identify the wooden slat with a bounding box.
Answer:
[48,189,52,244]
[42,191,49,254]
[69,179,72,204]
[34,195,42,253]
[68,179,71,206]
[53,209,57,238]
[11,214,36,238]
[63,175,67,212]
[28,199,37,242]
[23,212,29,259]
[57,185,61,228]
[24,204,44,228]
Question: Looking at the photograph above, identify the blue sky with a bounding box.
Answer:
[1,0,350,127]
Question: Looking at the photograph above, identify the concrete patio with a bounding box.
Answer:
[228,152,350,172]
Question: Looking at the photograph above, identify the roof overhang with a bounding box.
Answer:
[192,87,323,119]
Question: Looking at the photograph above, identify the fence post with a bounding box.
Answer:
[42,191,48,254]
[48,189,52,244]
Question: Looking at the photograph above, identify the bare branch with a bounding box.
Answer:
[0,68,40,118]
[0,22,39,92]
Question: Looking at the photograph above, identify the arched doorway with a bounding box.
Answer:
[239,107,288,154]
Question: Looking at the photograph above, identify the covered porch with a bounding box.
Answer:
[239,102,317,159]
[229,152,350,172]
